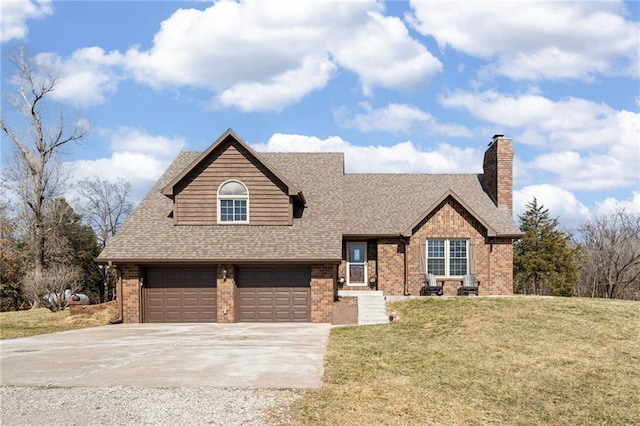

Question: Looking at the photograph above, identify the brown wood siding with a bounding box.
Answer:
[174,139,291,225]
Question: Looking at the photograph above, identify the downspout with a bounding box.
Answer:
[488,238,493,294]
[109,263,123,324]
[400,235,410,296]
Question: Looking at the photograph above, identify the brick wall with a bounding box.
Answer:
[483,136,514,215]
[311,264,335,323]
[120,264,141,323]
[217,264,235,323]
[377,238,405,295]
[488,238,514,295]
[404,197,513,296]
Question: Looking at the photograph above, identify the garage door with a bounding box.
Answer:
[238,268,310,322]
[144,268,217,323]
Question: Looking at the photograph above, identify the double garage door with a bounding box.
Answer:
[143,267,310,323]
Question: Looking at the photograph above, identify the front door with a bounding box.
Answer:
[347,242,367,286]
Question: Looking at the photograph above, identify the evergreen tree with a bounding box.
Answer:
[42,198,102,302]
[514,198,578,296]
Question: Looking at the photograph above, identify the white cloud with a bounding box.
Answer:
[44,0,439,112]
[254,133,480,174]
[329,11,441,96]
[216,54,336,112]
[529,150,633,191]
[34,48,124,107]
[439,90,640,191]
[336,102,472,137]
[408,1,639,81]
[439,91,620,148]
[66,128,186,202]
[596,192,640,215]
[0,0,52,43]
[514,184,591,229]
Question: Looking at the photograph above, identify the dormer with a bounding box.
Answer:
[162,129,305,226]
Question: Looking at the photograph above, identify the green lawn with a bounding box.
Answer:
[297,297,640,425]
[0,307,116,339]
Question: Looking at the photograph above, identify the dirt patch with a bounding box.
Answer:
[332,298,358,325]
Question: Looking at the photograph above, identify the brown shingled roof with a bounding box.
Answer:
[98,143,522,263]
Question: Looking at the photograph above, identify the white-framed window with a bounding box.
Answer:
[347,242,367,286]
[427,239,468,277]
[217,180,249,223]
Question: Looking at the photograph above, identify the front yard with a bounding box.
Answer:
[0,306,117,339]
[297,297,640,425]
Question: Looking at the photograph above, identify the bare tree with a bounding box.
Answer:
[76,177,133,249]
[22,263,81,312]
[576,209,640,300]
[76,177,133,301]
[1,47,89,273]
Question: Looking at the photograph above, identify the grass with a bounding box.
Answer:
[297,297,640,425]
[0,306,117,339]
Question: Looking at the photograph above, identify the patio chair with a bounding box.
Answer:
[422,273,444,296]
[458,274,480,296]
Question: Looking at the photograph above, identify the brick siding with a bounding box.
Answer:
[217,264,235,323]
[120,264,141,323]
[334,199,516,296]
[311,264,335,323]
[483,137,514,215]
[377,238,405,295]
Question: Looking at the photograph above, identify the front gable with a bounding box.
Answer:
[162,129,304,226]
[401,190,496,238]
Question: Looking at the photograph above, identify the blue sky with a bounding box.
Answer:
[1,0,639,231]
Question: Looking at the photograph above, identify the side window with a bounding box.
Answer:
[217,180,249,223]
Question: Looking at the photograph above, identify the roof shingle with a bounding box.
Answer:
[98,149,522,263]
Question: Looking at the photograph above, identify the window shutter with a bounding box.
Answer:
[469,240,477,274]
[419,239,427,274]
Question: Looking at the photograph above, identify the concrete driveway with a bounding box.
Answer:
[0,323,331,389]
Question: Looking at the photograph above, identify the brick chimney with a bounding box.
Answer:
[483,135,514,215]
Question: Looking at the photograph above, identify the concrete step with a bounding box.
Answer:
[335,290,389,325]
[356,294,388,325]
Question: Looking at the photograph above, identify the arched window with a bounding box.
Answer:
[217,180,249,223]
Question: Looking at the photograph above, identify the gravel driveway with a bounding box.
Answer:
[1,323,330,425]
[1,386,303,425]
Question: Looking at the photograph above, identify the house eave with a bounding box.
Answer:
[97,257,342,266]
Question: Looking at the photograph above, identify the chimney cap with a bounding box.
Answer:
[492,134,504,140]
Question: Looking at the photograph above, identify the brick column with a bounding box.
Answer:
[311,264,334,323]
[377,238,405,295]
[121,264,141,323]
[217,264,236,323]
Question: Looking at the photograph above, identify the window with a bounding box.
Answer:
[217,180,248,223]
[426,239,468,277]
[347,242,367,286]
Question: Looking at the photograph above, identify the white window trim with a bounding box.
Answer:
[426,239,469,278]
[346,242,368,286]
[217,179,249,224]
